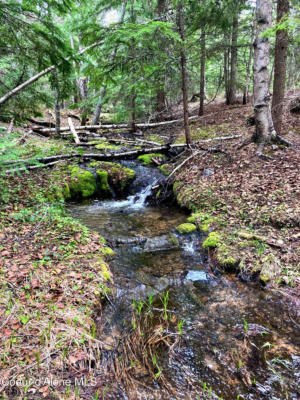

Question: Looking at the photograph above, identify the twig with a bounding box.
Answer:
[167,150,200,180]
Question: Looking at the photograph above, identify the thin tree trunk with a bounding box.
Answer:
[92,2,127,125]
[228,16,239,104]
[243,30,253,105]
[53,70,61,138]
[198,28,206,116]
[271,0,289,133]
[253,0,276,153]
[155,0,167,118]
[224,34,230,105]
[177,2,191,145]
[70,37,80,105]
[0,41,103,106]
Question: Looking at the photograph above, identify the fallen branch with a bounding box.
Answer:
[167,150,200,180]
[31,110,232,135]
[0,40,104,105]
[6,160,62,173]
[238,231,283,248]
[195,134,242,143]
[3,144,187,166]
[68,117,80,144]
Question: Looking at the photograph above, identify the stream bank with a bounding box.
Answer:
[69,160,300,400]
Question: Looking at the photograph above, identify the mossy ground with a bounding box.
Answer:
[0,137,114,399]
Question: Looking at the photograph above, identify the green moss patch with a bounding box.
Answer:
[176,223,197,234]
[95,141,121,150]
[69,165,97,198]
[159,164,172,176]
[202,231,221,249]
[89,161,136,194]
[137,153,167,166]
[216,244,240,270]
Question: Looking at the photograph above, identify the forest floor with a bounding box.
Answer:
[148,98,299,294]
[0,139,116,399]
[0,97,299,399]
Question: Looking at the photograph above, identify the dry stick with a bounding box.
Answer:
[167,150,200,180]
[6,160,61,173]
[68,117,80,144]
[7,117,14,134]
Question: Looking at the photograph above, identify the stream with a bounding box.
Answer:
[69,161,300,400]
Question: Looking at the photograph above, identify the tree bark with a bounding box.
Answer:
[271,0,289,134]
[177,2,191,145]
[253,0,277,153]
[228,16,239,104]
[92,2,127,125]
[198,29,206,116]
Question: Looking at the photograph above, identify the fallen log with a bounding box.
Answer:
[33,108,247,135]
[29,113,212,135]
[3,144,187,166]
[27,118,55,128]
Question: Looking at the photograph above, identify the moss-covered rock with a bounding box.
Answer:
[69,166,97,198]
[96,169,111,196]
[216,243,240,270]
[168,234,179,246]
[259,253,281,285]
[187,211,217,232]
[100,246,115,258]
[137,153,167,166]
[89,161,136,195]
[176,223,197,234]
[202,231,221,249]
[158,164,171,176]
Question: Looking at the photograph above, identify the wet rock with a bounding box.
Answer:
[185,270,208,282]
[114,236,147,246]
[143,234,180,253]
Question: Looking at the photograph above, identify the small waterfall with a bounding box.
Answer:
[132,180,157,207]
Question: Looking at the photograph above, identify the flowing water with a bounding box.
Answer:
[69,162,300,400]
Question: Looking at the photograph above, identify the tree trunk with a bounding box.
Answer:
[224,34,230,105]
[253,0,276,153]
[155,0,167,119]
[177,2,191,145]
[228,16,239,104]
[53,70,61,138]
[198,29,206,116]
[92,2,127,125]
[271,0,289,134]
[243,32,253,105]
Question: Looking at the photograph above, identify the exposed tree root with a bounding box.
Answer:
[236,132,294,158]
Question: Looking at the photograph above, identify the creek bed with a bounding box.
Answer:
[68,162,300,400]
